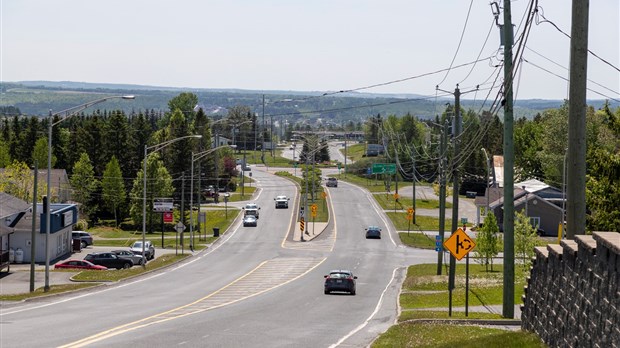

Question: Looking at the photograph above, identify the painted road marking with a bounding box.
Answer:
[60,257,326,348]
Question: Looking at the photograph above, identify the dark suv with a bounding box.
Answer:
[326,178,338,188]
[72,231,93,248]
[84,252,133,269]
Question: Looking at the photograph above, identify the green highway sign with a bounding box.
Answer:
[372,163,396,174]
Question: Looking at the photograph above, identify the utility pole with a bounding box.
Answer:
[197,163,202,240]
[437,120,448,275]
[261,95,265,164]
[501,0,516,319]
[30,161,38,292]
[566,0,589,239]
[412,153,416,224]
[449,86,462,312]
[271,115,274,158]
[344,135,347,177]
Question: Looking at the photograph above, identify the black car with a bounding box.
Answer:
[326,177,338,188]
[324,270,357,295]
[72,231,93,248]
[365,226,382,239]
[84,252,133,270]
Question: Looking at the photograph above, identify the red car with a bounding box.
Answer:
[54,259,108,271]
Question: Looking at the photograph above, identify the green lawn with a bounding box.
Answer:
[387,212,453,231]
[370,263,540,348]
[399,263,524,309]
[91,209,239,248]
[398,232,436,249]
[274,171,328,222]
[373,194,451,211]
[373,323,545,348]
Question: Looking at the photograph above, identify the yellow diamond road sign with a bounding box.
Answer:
[443,228,476,261]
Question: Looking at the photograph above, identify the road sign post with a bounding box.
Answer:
[443,228,476,316]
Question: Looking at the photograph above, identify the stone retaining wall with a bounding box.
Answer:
[521,232,619,347]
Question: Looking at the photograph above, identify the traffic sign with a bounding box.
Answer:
[407,207,414,215]
[372,163,396,175]
[299,217,305,232]
[443,228,476,260]
[175,222,186,233]
[163,212,174,223]
[321,191,327,199]
[311,204,317,218]
[393,193,399,200]
[434,235,442,251]
[153,198,173,212]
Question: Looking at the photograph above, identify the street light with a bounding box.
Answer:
[189,144,234,249]
[46,95,134,291]
[142,135,202,264]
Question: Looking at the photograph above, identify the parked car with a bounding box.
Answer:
[243,215,258,227]
[84,252,133,270]
[55,259,107,271]
[326,177,338,188]
[112,250,145,266]
[203,185,216,197]
[324,270,357,295]
[243,203,260,219]
[274,195,290,209]
[365,226,382,239]
[130,241,155,260]
[72,231,93,248]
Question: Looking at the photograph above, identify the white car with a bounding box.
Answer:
[274,196,290,209]
[243,203,260,219]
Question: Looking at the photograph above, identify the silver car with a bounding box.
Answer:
[112,250,145,266]
[130,241,155,260]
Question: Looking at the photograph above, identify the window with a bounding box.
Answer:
[530,217,540,229]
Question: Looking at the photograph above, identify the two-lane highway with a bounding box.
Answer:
[1,167,437,347]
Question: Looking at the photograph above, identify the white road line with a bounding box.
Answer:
[328,267,400,348]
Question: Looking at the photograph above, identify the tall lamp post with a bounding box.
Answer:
[142,135,202,264]
[190,144,234,249]
[46,95,134,292]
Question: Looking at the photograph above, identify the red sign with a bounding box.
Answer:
[163,212,173,223]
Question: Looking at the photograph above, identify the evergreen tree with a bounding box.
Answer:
[103,110,132,179]
[9,116,24,162]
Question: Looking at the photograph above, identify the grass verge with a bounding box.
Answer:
[372,322,545,348]
[0,283,99,301]
[370,263,541,347]
[72,254,190,282]
[275,171,328,222]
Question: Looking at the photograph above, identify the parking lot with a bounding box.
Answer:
[1,244,188,296]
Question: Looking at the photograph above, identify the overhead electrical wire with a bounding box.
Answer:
[535,7,620,73]
[437,0,475,86]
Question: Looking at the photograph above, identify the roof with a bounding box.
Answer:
[515,178,550,193]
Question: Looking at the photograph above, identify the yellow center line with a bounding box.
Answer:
[61,257,326,348]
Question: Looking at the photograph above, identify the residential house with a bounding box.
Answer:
[0,192,78,267]
[476,179,564,237]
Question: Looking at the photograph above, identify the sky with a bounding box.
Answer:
[1,0,619,101]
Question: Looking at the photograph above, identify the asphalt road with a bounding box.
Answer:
[1,166,438,348]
